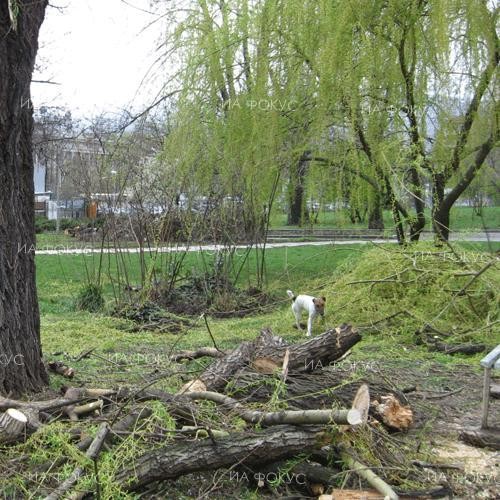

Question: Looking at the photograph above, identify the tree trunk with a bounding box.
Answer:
[433,134,496,242]
[115,425,327,491]
[0,1,49,395]
[368,191,384,230]
[287,153,309,225]
[195,325,361,392]
[432,172,447,241]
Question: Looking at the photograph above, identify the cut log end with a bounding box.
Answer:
[346,409,363,426]
[0,408,29,444]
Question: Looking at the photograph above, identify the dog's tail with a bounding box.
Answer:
[286,290,296,301]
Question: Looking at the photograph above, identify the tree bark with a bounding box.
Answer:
[115,425,328,491]
[433,134,497,241]
[0,1,49,395]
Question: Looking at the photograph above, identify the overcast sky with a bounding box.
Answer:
[32,0,166,117]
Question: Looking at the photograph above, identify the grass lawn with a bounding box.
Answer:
[269,206,500,231]
[1,240,496,498]
[36,240,499,392]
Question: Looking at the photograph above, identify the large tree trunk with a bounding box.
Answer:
[0,1,49,395]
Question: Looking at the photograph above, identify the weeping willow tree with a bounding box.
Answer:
[161,0,497,245]
[288,0,498,242]
[161,0,322,284]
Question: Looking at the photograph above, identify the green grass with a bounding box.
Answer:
[36,240,498,380]
[269,206,500,231]
[3,240,497,498]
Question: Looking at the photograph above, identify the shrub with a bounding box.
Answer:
[75,283,105,312]
[35,216,56,233]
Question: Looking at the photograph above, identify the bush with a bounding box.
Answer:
[35,216,56,233]
[75,283,105,312]
[60,218,83,231]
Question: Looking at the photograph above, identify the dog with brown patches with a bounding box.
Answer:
[286,290,326,337]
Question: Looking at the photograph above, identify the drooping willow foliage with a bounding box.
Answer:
[159,0,498,243]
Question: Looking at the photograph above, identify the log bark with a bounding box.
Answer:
[33,407,153,475]
[170,347,226,362]
[340,449,399,499]
[115,425,329,491]
[227,369,410,423]
[197,325,361,392]
[0,408,28,444]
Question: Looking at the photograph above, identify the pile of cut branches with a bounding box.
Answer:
[112,301,192,333]
[0,324,453,498]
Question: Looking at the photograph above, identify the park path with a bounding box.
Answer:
[34,231,499,255]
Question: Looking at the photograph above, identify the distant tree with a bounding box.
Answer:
[0,1,49,394]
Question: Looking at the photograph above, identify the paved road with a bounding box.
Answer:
[33,231,499,255]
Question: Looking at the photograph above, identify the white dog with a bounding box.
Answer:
[287,290,326,337]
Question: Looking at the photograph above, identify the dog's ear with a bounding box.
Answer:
[322,296,326,302]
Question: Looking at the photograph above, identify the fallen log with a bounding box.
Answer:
[491,384,500,399]
[115,425,329,491]
[33,407,153,476]
[226,369,412,429]
[63,400,104,421]
[371,395,413,431]
[188,324,361,392]
[340,448,399,500]
[182,391,363,426]
[459,427,500,450]
[429,342,486,355]
[253,459,342,493]
[0,408,28,444]
[116,387,202,424]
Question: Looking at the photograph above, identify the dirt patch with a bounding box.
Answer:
[353,358,499,498]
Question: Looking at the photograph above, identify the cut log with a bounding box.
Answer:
[64,400,104,421]
[319,490,388,499]
[340,449,399,499]
[490,384,500,399]
[351,384,370,425]
[459,427,500,450]
[0,408,28,444]
[48,360,75,378]
[115,425,329,491]
[226,369,412,429]
[182,391,362,425]
[116,387,204,425]
[428,341,485,355]
[193,324,361,392]
[33,407,153,476]
[255,459,342,491]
